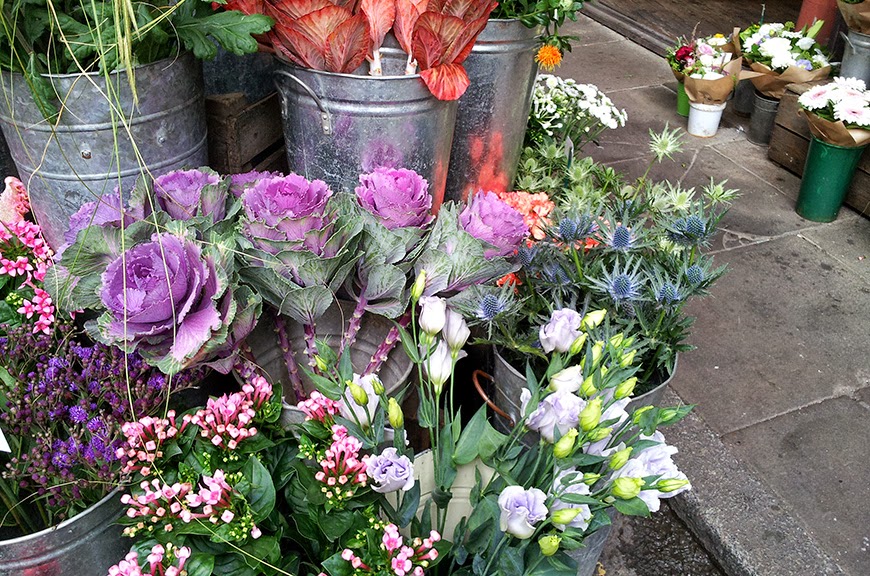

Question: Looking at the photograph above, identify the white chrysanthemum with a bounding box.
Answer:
[798,85,833,110]
[759,37,793,59]
[770,52,797,71]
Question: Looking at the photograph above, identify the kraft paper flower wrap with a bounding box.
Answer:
[684,57,743,105]
[798,78,870,147]
[748,61,832,99]
[838,0,870,34]
[803,111,870,147]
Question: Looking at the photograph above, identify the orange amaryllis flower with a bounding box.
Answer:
[494,191,555,241]
[535,44,562,71]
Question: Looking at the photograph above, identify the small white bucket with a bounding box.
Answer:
[687,101,727,137]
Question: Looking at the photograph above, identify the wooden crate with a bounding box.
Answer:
[768,82,870,218]
[206,92,288,175]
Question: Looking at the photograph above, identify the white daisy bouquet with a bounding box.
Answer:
[526,75,628,151]
[739,21,832,99]
[798,77,870,147]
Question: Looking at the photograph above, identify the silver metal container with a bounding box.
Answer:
[274,62,457,207]
[204,45,277,104]
[731,73,755,117]
[841,29,870,85]
[0,489,128,575]
[444,19,539,203]
[747,90,780,146]
[0,52,208,249]
[569,520,613,576]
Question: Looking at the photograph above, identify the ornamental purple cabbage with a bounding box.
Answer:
[241,174,334,254]
[229,170,283,198]
[152,168,226,222]
[99,233,226,373]
[64,191,137,245]
[459,191,528,258]
[355,168,433,230]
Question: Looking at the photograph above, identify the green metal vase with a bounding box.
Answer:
[676,81,690,117]
[796,137,868,222]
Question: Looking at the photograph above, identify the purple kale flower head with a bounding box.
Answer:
[229,170,283,198]
[241,174,335,254]
[65,191,137,245]
[355,167,433,230]
[365,447,415,493]
[152,167,227,222]
[459,191,528,259]
[99,232,228,374]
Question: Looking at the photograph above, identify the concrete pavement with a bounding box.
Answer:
[557,15,870,576]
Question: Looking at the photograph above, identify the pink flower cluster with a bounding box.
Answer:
[314,425,368,503]
[337,524,440,576]
[0,177,29,225]
[298,390,341,422]
[117,411,184,476]
[107,543,191,576]
[0,215,54,334]
[183,374,272,450]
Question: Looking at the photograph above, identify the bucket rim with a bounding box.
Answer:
[9,51,194,81]
[689,101,728,111]
[809,135,870,151]
[0,487,122,547]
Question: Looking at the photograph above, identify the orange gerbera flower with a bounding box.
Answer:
[535,44,563,71]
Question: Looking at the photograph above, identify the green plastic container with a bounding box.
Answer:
[676,81,690,117]
[796,137,868,222]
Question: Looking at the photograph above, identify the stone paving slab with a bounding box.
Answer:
[669,233,870,435]
[724,397,870,575]
[799,218,870,284]
[559,36,672,92]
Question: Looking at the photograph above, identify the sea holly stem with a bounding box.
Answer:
[339,297,368,357]
[364,312,412,375]
[274,315,305,402]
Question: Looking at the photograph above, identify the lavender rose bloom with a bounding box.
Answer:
[498,486,548,539]
[241,174,334,254]
[459,191,528,259]
[99,233,225,373]
[355,167,433,230]
[366,447,415,493]
[520,388,584,443]
[153,168,226,222]
[539,308,584,354]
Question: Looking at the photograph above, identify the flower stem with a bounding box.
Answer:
[364,311,411,375]
[274,315,305,402]
[339,297,368,358]
[303,322,320,374]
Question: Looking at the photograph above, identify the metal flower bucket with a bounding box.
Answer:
[444,19,540,202]
[0,52,208,249]
[273,62,457,208]
[841,29,870,84]
[0,489,128,575]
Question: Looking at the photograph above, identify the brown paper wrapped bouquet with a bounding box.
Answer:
[798,77,870,148]
[838,0,870,34]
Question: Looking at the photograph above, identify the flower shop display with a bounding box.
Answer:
[465,126,734,404]
[796,0,839,44]
[666,38,698,117]
[678,37,742,137]
[795,77,870,221]
[739,21,832,145]
[0,1,273,250]
[838,1,870,82]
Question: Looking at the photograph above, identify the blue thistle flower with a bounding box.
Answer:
[559,218,579,241]
[478,294,506,321]
[610,225,634,250]
[543,263,571,285]
[668,213,711,246]
[685,264,705,285]
[558,214,597,242]
[586,259,645,308]
[609,273,642,301]
[518,244,538,267]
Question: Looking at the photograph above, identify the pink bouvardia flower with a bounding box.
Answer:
[298,390,341,422]
[107,544,191,576]
[183,373,272,450]
[355,167,433,230]
[459,191,528,258]
[336,524,440,576]
[314,425,368,504]
[0,215,55,333]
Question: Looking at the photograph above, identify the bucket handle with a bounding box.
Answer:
[472,370,515,427]
[840,31,855,50]
[274,69,332,135]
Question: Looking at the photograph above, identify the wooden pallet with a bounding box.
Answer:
[768,82,870,218]
[206,92,288,175]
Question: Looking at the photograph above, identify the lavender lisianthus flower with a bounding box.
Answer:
[99,233,227,373]
[498,485,548,539]
[366,447,415,493]
[539,308,583,354]
[241,174,334,254]
[520,388,584,443]
[152,168,226,222]
[459,191,528,259]
[550,470,593,532]
[355,167,433,230]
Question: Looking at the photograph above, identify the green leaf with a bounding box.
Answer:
[557,493,600,506]
[396,481,421,527]
[497,546,524,576]
[397,325,421,363]
[237,455,277,522]
[454,406,488,465]
[175,11,273,59]
[24,52,58,121]
[322,551,354,576]
[185,552,216,576]
[318,509,355,541]
[612,496,651,517]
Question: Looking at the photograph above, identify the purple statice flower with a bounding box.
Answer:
[68,405,88,423]
[365,448,415,493]
[152,168,226,222]
[241,174,334,254]
[147,374,166,391]
[355,167,433,230]
[229,170,283,197]
[459,191,528,259]
[87,417,105,433]
[99,233,226,371]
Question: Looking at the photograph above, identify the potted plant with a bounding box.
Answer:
[738,20,832,145]
[681,36,742,138]
[0,0,273,249]
[795,77,870,221]
[838,0,870,81]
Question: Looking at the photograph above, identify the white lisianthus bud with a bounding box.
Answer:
[418,296,447,336]
[443,309,470,353]
[411,270,427,302]
[549,365,583,393]
[609,447,633,470]
[579,398,602,431]
[569,333,588,356]
[614,377,638,400]
[424,340,464,395]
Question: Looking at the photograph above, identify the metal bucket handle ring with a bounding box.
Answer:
[274,69,332,135]
[472,369,515,427]
[841,31,855,50]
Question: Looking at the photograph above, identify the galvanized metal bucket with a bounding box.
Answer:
[747,90,780,146]
[731,73,755,118]
[569,520,613,576]
[0,52,208,249]
[204,45,278,104]
[841,29,870,85]
[444,19,540,202]
[273,62,457,208]
[0,489,128,575]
